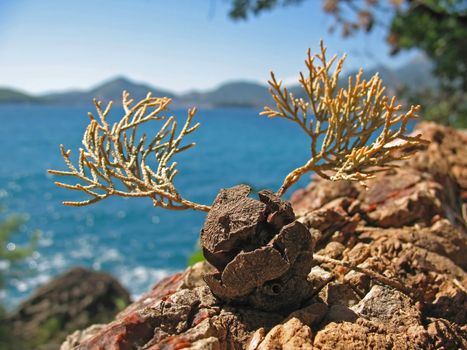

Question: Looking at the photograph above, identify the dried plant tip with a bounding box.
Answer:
[48,91,210,212]
[262,40,429,196]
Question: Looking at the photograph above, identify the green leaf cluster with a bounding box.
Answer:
[0,215,34,262]
[0,208,37,350]
[390,0,467,91]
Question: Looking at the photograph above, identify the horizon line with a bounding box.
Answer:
[1,52,429,97]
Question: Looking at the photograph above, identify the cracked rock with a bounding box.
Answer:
[201,185,314,311]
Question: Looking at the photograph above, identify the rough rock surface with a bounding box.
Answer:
[63,122,467,350]
[201,186,313,311]
[9,267,130,350]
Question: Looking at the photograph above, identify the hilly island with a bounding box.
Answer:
[0,56,436,108]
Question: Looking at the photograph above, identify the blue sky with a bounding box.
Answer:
[0,0,418,94]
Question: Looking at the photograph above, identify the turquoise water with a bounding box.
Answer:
[0,104,314,306]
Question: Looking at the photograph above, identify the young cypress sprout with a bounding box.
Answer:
[262,40,429,196]
[48,91,210,212]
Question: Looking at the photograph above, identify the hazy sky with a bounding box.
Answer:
[0,0,418,94]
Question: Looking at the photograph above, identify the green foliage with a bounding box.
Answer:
[113,297,129,312]
[188,243,205,266]
[228,0,305,19]
[389,1,467,128]
[390,0,467,92]
[227,0,467,128]
[0,215,33,262]
[0,306,27,350]
[0,208,37,350]
[398,86,467,128]
[34,317,62,345]
[0,211,38,289]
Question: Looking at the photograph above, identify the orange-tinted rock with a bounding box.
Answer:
[62,123,467,350]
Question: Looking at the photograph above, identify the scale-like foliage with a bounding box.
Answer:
[262,40,429,196]
[49,42,428,212]
[48,91,210,212]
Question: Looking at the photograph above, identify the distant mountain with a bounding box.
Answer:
[0,55,437,107]
[0,88,41,104]
[354,56,436,92]
[178,81,271,107]
[291,55,436,100]
[42,76,174,105]
[393,55,436,90]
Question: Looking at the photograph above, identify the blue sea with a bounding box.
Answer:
[0,104,316,308]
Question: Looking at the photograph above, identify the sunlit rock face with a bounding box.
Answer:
[200,185,314,311]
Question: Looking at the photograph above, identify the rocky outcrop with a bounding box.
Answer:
[62,122,467,350]
[291,122,467,229]
[9,267,130,350]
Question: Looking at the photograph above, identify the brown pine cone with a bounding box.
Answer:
[201,185,314,311]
